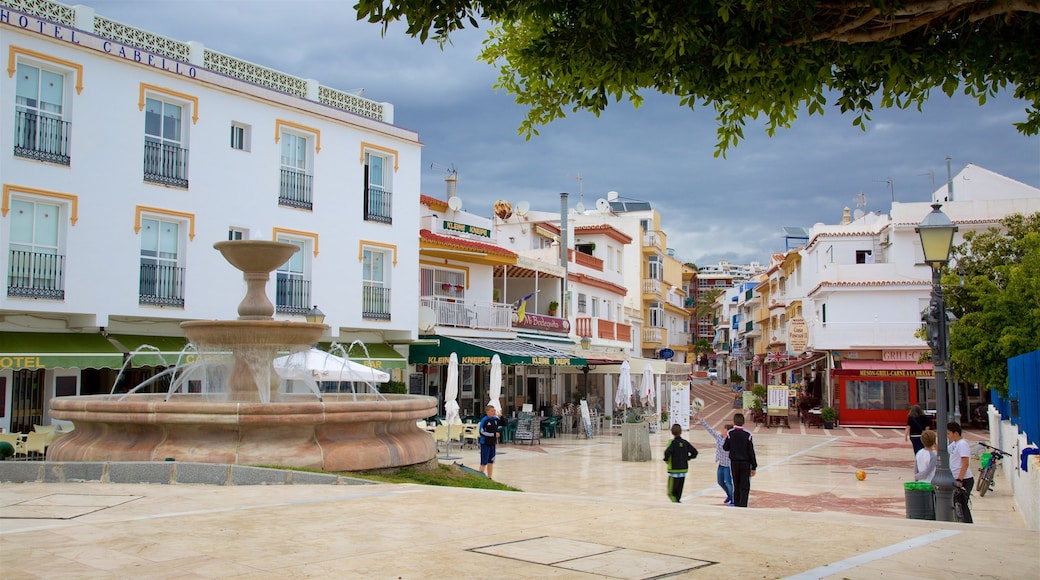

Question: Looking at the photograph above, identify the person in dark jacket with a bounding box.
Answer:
[723,413,757,507]
[478,405,502,479]
[663,423,698,503]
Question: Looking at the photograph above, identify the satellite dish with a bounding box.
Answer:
[418,306,436,332]
[515,201,530,217]
[595,198,610,213]
[576,201,586,213]
[853,209,865,220]
[447,197,462,211]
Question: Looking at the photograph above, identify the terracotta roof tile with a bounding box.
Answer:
[419,229,516,257]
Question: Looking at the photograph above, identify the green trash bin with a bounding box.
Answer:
[904,481,935,520]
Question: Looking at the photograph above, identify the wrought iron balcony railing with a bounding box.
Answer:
[362,283,391,320]
[8,250,65,299]
[276,275,311,315]
[279,168,313,210]
[13,110,70,165]
[364,186,392,224]
[139,262,185,307]
[143,139,189,188]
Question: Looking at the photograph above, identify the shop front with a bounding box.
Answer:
[832,359,934,427]
[408,335,587,418]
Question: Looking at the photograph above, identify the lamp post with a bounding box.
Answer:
[916,203,958,521]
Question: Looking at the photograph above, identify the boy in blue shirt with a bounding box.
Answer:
[478,404,502,479]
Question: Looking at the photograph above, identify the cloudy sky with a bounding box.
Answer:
[75,0,1040,265]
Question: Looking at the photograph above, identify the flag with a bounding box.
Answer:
[514,292,535,323]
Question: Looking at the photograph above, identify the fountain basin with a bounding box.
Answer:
[47,393,438,472]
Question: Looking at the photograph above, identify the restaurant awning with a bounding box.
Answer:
[0,332,124,370]
[767,353,826,377]
[409,335,587,367]
[109,334,190,367]
[320,342,407,371]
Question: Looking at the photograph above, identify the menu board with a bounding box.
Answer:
[767,385,789,415]
[580,400,593,439]
[669,381,690,430]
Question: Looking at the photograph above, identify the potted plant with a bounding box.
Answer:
[660,410,669,424]
[548,300,559,316]
[820,406,837,429]
[493,288,501,302]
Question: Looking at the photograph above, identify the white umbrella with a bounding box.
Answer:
[615,360,633,410]
[442,352,461,459]
[489,354,503,415]
[641,362,655,407]
[273,348,390,383]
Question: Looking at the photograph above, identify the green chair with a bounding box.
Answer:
[500,419,518,444]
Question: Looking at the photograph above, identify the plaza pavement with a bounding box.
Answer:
[1,379,1036,579]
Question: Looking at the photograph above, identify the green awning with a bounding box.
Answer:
[319,342,406,371]
[109,334,190,367]
[409,335,587,367]
[0,332,124,370]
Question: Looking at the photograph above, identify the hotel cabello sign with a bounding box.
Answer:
[788,317,808,355]
[3,8,199,79]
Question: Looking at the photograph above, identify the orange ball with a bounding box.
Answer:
[855,470,867,481]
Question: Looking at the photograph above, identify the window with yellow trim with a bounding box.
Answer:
[279,129,313,210]
[143,94,190,188]
[275,235,311,315]
[363,150,392,224]
[7,195,65,300]
[362,245,392,320]
[139,215,186,307]
[14,60,72,165]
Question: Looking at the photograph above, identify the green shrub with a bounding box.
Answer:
[382,380,407,394]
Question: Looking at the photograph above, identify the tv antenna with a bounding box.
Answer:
[430,162,457,177]
[918,169,935,185]
[853,192,867,208]
[873,177,894,202]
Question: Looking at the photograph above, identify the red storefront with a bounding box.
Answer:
[832,360,934,427]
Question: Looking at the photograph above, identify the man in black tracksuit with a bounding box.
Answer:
[723,413,757,507]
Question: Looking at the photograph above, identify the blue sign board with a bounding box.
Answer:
[659,348,675,360]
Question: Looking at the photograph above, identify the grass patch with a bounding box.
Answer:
[353,463,521,491]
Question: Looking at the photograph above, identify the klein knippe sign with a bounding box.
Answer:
[788,317,809,355]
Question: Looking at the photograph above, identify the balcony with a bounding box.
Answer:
[642,326,664,346]
[143,140,189,188]
[642,278,662,296]
[420,296,512,331]
[362,283,391,320]
[642,230,666,252]
[364,186,392,224]
[279,168,313,210]
[7,250,65,300]
[139,263,185,307]
[13,110,70,165]
[575,317,632,343]
[569,249,603,270]
[275,275,310,315]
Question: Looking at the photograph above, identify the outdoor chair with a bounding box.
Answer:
[0,433,24,455]
[18,432,50,459]
[500,419,517,444]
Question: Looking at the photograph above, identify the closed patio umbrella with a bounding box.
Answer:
[442,352,461,459]
[641,362,655,407]
[489,354,503,415]
[615,360,633,411]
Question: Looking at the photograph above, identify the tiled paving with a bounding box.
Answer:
[1,379,1034,579]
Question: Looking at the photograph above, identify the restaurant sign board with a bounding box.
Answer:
[788,317,808,354]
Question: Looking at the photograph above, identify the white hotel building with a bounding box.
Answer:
[0,0,421,433]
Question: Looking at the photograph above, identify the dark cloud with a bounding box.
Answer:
[77,0,1040,265]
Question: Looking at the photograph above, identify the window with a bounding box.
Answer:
[577,293,587,314]
[143,96,189,187]
[14,61,71,165]
[139,217,184,306]
[364,151,393,223]
[228,227,247,241]
[275,237,309,314]
[420,266,466,326]
[649,302,663,327]
[362,246,392,320]
[279,130,312,209]
[648,255,662,280]
[590,295,600,318]
[856,250,874,264]
[230,122,250,151]
[8,197,64,299]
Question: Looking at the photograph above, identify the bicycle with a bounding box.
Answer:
[976,442,1013,497]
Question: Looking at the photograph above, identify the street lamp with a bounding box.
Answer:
[580,335,592,350]
[916,203,958,521]
[304,305,325,324]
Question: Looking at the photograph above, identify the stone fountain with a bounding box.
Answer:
[48,240,437,472]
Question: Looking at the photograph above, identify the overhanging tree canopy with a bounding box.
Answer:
[356,0,1040,155]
